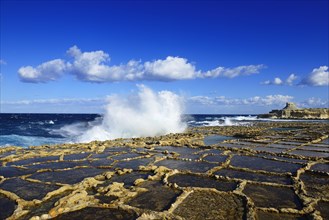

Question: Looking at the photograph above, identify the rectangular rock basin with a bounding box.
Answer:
[214,168,292,185]
[155,159,218,173]
[243,184,303,209]
[230,155,303,174]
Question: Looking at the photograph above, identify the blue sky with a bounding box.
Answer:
[0,0,328,114]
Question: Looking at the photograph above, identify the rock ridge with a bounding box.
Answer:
[259,102,329,119]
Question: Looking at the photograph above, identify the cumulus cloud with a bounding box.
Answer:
[144,56,199,80]
[18,59,67,83]
[300,66,329,86]
[189,94,294,107]
[244,95,294,106]
[18,46,265,83]
[263,66,329,87]
[65,45,143,82]
[286,74,298,85]
[299,97,329,108]
[261,74,297,86]
[273,77,283,85]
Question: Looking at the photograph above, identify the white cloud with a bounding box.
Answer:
[0,59,6,65]
[261,80,271,85]
[1,97,106,113]
[18,46,265,83]
[245,95,293,106]
[66,45,142,82]
[189,94,329,109]
[299,97,329,108]
[188,96,216,105]
[286,74,298,85]
[263,66,329,87]
[67,45,82,57]
[2,97,105,105]
[301,66,329,86]
[144,56,199,80]
[18,59,67,83]
[189,94,294,107]
[204,65,265,78]
[261,73,298,86]
[273,77,283,85]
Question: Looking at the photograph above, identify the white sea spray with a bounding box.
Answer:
[77,85,187,142]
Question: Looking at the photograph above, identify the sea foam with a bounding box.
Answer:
[77,85,187,142]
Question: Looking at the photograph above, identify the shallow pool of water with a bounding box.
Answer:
[204,135,236,146]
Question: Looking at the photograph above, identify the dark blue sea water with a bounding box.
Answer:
[0,114,100,147]
[0,113,308,148]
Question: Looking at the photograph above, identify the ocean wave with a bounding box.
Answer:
[188,116,255,127]
[76,85,187,143]
[49,120,99,138]
[30,120,56,125]
[0,134,67,148]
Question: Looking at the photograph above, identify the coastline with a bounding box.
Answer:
[1,121,329,219]
[258,102,329,120]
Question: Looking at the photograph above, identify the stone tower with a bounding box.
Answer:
[282,102,298,110]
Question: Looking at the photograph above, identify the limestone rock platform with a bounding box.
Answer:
[0,122,328,220]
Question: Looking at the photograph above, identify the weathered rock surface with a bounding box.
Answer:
[0,121,328,219]
[259,102,329,119]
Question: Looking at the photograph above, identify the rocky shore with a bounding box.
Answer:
[258,102,329,120]
[1,121,329,220]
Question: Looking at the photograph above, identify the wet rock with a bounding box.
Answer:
[25,160,92,171]
[288,149,329,158]
[95,195,117,204]
[6,156,59,166]
[300,171,329,199]
[0,166,34,178]
[173,190,248,220]
[310,163,329,173]
[104,171,151,188]
[29,168,109,184]
[230,155,303,174]
[127,181,181,211]
[168,173,237,191]
[111,153,142,161]
[0,178,59,201]
[243,184,303,209]
[0,194,16,219]
[19,191,72,220]
[155,159,218,173]
[315,200,329,220]
[48,189,97,218]
[204,135,236,146]
[255,210,309,220]
[203,154,228,163]
[114,157,154,170]
[55,207,138,220]
[62,153,90,161]
[215,168,292,185]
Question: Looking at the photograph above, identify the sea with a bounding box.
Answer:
[0,113,323,148]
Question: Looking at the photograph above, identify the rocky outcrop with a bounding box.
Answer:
[259,102,329,119]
